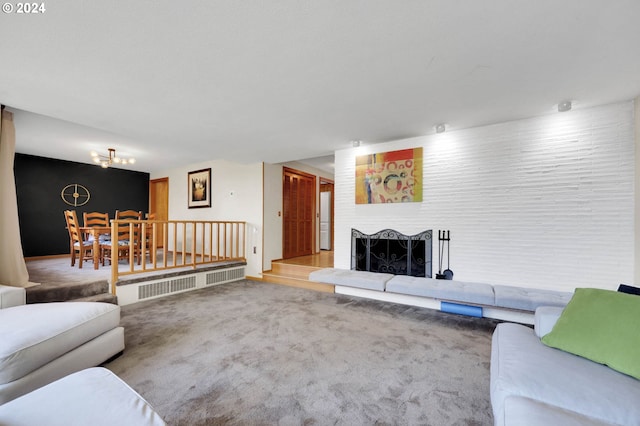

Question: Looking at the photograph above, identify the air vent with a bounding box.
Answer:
[138,276,197,300]
[206,267,245,285]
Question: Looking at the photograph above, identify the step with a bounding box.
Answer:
[71,293,118,305]
[270,262,323,279]
[26,280,110,303]
[262,272,334,293]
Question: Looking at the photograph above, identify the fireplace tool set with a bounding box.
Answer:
[436,230,453,280]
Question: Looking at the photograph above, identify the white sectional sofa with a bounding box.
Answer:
[0,300,125,404]
[309,268,573,324]
[491,306,640,425]
[0,367,166,425]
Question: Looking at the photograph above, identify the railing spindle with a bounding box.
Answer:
[109,219,247,288]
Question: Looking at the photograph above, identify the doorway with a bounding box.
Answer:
[282,167,315,259]
[149,177,168,247]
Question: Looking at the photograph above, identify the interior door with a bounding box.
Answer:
[149,177,169,248]
[283,167,315,259]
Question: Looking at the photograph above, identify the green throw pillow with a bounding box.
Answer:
[541,288,640,380]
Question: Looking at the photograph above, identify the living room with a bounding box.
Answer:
[1,2,640,425]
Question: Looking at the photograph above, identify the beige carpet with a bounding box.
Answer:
[106,280,499,425]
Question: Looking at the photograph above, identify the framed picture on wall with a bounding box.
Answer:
[355,147,423,204]
[188,168,211,208]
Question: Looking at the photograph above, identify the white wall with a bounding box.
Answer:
[263,162,283,272]
[635,97,640,286]
[335,101,635,292]
[151,159,263,278]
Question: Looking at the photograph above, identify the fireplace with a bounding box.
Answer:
[351,228,432,277]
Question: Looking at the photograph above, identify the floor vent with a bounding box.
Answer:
[138,276,197,300]
[206,267,245,285]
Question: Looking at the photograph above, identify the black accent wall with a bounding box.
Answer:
[14,154,150,257]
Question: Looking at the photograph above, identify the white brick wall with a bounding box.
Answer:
[335,101,635,292]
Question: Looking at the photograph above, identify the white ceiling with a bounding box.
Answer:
[1,1,639,174]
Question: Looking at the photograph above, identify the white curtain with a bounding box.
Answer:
[0,107,31,287]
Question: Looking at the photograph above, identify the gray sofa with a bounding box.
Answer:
[490,307,640,425]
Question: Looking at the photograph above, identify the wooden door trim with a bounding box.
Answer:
[283,167,316,180]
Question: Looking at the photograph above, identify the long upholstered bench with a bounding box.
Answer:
[308,268,573,324]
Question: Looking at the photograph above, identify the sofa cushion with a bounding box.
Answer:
[0,302,121,385]
[491,322,640,426]
[533,306,564,338]
[0,367,165,425]
[541,288,640,380]
[308,268,393,291]
[386,275,495,306]
[493,285,573,311]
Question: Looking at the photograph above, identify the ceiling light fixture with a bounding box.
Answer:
[435,123,446,133]
[558,100,572,112]
[90,148,135,168]
[352,140,361,147]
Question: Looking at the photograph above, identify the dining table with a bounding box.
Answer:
[79,226,111,270]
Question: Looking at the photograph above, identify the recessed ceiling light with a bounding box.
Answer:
[435,124,446,133]
[558,100,572,112]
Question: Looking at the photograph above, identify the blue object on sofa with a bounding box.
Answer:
[441,301,483,317]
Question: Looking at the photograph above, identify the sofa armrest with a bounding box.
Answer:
[0,285,26,309]
[534,306,564,338]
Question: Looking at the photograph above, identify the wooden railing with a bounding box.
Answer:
[109,220,246,291]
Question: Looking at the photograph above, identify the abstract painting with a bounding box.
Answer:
[355,148,423,204]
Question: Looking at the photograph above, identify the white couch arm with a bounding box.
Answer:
[0,285,26,309]
[534,306,564,338]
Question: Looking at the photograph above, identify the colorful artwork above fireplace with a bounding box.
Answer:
[355,147,423,204]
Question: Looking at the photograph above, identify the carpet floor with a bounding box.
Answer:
[105,280,499,425]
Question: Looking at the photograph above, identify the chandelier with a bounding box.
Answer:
[90,148,136,168]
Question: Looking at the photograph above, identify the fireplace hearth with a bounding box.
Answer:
[351,228,432,278]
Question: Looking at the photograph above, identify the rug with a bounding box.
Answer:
[106,280,498,425]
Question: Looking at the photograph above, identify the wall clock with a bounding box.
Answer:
[60,183,91,207]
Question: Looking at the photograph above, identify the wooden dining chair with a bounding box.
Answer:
[83,212,112,265]
[112,210,143,264]
[63,210,94,268]
[144,213,157,262]
[82,212,110,241]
